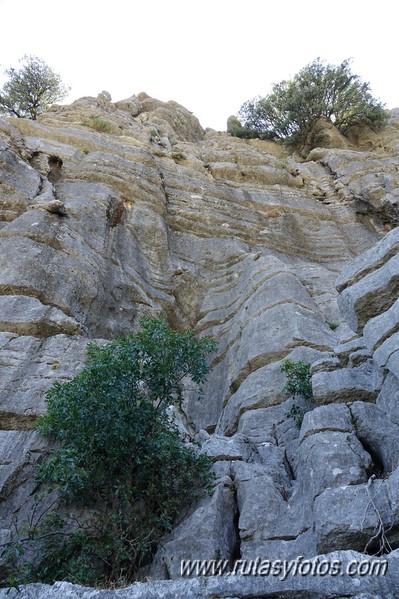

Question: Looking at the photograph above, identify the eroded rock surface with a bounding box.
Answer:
[309,225,399,560]
[1,94,399,597]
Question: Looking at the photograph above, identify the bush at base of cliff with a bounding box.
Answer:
[1,317,216,588]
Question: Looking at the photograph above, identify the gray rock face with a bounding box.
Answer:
[0,295,83,337]
[318,147,399,226]
[298,430,371,500]
[338,252,399,332]
[151,471,238,580]
[350,401,399,473]
[0,431,54,546]
[307,221,399,572]
[312,360,385,404]
[336,226,399,292]
[333,225,399,393]
[376,372,399,425]
[314,481,393,553]
[1,101,399,597]
[0,333,93,425]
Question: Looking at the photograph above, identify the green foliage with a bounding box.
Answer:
[281,359,313,400]
[81,115,112,133]
[238,58,387,148]
[226,115,261,139]
[327,321,339,330]
[2,317,216,587]
[282,359,314,428]
[0,55,68,120]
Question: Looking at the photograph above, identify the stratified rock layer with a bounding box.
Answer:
[1,93,399,597]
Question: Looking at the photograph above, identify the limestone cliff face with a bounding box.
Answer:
[1,92,399,597]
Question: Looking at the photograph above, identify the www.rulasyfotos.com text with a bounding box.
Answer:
[180,556,388,580]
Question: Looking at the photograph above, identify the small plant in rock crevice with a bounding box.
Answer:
[282,359,315,428]
[81,115,112,133]
[282,359,313,399]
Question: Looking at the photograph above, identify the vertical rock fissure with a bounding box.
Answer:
[230,466,242,563]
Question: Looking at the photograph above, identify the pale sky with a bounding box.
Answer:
[0,0,398,131]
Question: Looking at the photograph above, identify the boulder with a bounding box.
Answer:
[336,226,399,292]
[350,401,399,473]
[0,295,83,337]
[363,298,399,352]
[314,482,394,553]
[298,431,371,501]
[312,361,384,404]
[150,476,238,579]
[337,253,399,333]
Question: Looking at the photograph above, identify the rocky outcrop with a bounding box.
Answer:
[1,93,399,597]
[309,227,399,560]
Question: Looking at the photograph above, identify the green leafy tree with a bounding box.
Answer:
[0,55,68,120]
[1,317,216,587]
[238,58,387,148]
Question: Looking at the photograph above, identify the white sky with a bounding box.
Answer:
[0,0,398,131]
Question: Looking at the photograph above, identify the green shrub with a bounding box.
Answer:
[226,115,262,139]
[1,317,216,587]
[282,359,314,428]
[238,58,387,149]
[281,359,313,399]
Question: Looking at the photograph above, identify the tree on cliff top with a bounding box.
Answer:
[0,55,68,120]
[236,58,387,148]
